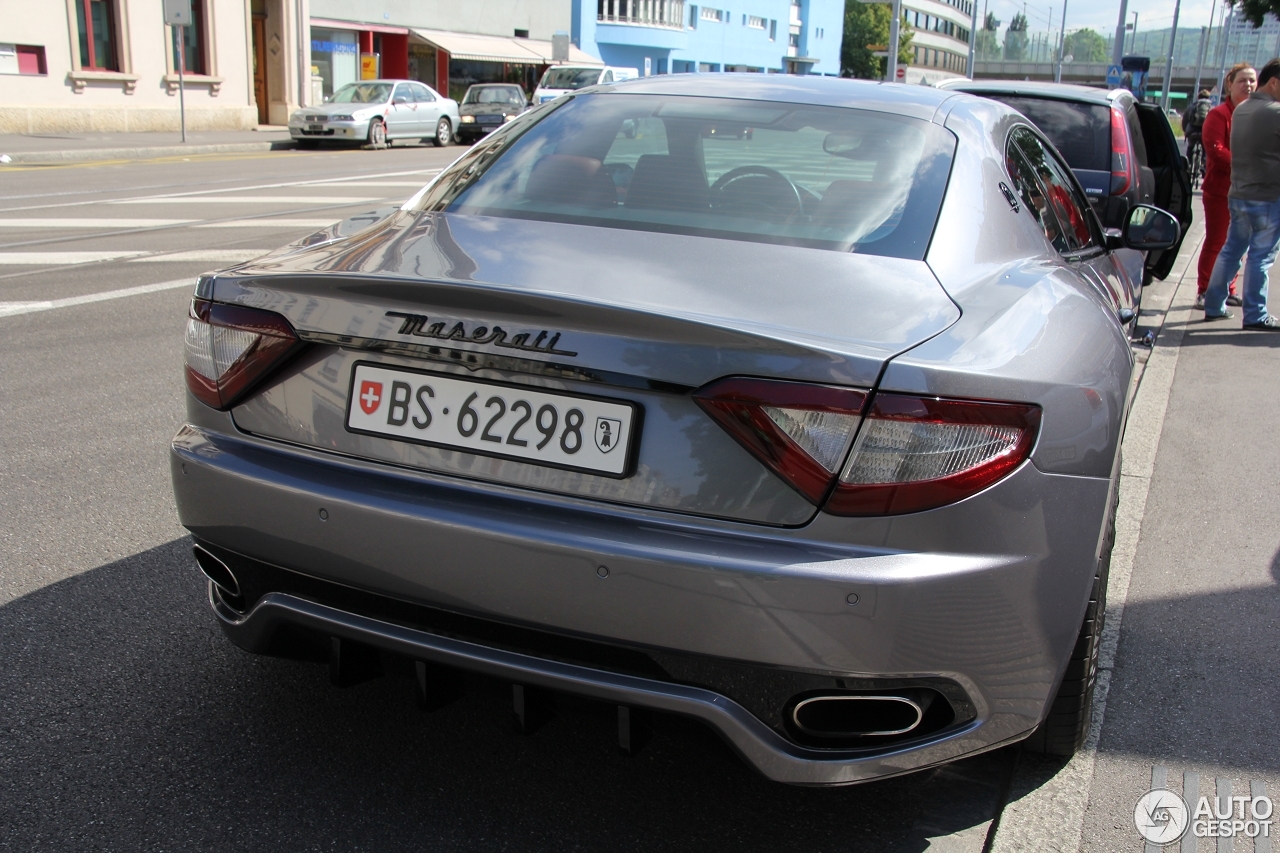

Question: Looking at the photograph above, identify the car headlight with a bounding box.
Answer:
[504,114,516,122]
[460,115,475,123]
[329,114,354,122]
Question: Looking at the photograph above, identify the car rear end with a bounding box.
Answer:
[171,81,1118,784]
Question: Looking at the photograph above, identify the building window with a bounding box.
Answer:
[700,6,725,22]
[747,15,766,29]
[769,19,776,40]
[169,0,206,74]
[76,0,120,71]
[689,4,697,27]
[789,32,799,47]
[0,44,47,75]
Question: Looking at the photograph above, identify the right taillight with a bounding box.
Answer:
[184,299,303,410]
[1109,105,1133,196]
[824,393,1041,516]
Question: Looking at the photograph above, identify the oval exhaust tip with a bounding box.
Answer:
[791,695,924,738]
[193,546,240,598]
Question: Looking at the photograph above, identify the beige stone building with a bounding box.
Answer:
[0,0,315,134]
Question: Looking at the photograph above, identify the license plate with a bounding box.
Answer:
[307,123,323,132]
[346,363,639,477]
[479,115,501,123]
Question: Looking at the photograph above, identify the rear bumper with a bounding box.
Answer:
[172,415,1112,784]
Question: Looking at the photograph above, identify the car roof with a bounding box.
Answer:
[937,78,1128,106]
[599,74,958,121]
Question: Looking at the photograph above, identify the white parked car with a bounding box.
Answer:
[289,79,460,149]
[533,66,638,104]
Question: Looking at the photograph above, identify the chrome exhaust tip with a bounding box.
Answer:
[791,694,925,739]
[193,545,240,598]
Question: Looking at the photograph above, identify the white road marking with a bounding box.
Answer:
[298,181,426,188]
[194,219,338,229]
[0,218,195,228]
[0,251,150,264]
[0,278,193,318]
[131,250,267,263]
[112,195,384,205]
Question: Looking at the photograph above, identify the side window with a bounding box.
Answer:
[392,83,411,103]
[411,83,434,102]
[1006,135,1068,252]
[1010,127,1095,253]
[601,70,613,83]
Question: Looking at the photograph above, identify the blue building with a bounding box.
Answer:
[572,0,844,76]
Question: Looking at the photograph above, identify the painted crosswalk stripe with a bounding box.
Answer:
[0,218,195,228]
[112,195,384,205]
[131,250,267,263]
[0,278,194,319]
[0,251,150,264]
[194,219,338,229]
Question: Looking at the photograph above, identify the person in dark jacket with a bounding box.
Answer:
[1196,63,1256,309]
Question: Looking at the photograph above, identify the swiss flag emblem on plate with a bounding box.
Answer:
[358,380,383,415]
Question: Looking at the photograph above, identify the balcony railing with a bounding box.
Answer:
[598,0,686,30]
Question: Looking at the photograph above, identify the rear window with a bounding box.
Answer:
[414,93,956,258]
[540,68,601,90]
[983,95,1111,172]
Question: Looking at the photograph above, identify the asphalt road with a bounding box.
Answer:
[0,145,1017,852]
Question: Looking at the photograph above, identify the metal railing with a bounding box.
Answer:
[598,0,686,29]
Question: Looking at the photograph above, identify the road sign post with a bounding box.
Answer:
[162,0,191,143]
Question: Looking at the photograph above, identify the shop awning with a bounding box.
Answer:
[409,28,602,66]
[311,17,409,35]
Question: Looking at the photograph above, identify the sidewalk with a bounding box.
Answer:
[0,129,294,164]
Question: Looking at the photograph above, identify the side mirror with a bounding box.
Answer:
[1120,204,1180,251]
[393,98,408,106]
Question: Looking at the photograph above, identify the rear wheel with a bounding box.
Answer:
[367,118,387,149]
[1023,479,1116,756]
[433,117,452,147]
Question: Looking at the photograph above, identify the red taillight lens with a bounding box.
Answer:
[825,393,1041,516]
[1109,105,1133,196]
[184,299,302,410]
[693,377,867,504]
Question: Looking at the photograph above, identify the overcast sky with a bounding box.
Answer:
[979,0,1228,36]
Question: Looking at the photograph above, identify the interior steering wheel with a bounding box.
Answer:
[710,166,804,217]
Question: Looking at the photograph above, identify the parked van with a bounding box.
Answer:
[533,66,639,104]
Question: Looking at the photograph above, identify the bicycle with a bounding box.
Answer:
[1185,133,1206,190]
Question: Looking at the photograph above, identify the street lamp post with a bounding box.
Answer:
[967,0,979,77]
[887,0,903,82]
[1161,0,1182,110]
[1054,0,1068,83]
[1111,0,1130,68]
[1191,22,1209,103]
[1129,12,1139,54]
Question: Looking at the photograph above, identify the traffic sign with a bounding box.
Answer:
[163,0,191,26]
[896,66,906,80]
[1106,64,1122,86]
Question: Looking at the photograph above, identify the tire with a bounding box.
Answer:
[367,118,387,149]
[433,117,452,147]
[1023,478,1116,756]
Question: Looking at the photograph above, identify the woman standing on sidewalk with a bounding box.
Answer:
[1196,63,1257,309]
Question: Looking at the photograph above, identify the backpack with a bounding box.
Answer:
[1184,99,1211,133]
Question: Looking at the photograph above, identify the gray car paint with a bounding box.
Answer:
[172,78,1135,784]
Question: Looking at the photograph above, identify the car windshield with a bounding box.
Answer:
[984,95,1112,172]
[464,86,525,105]
[541,68,602,90]
[328,83,393,104]
[419,93,955,258]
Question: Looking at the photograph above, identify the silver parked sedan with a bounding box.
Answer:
[174,75,1179,785]
[288,79,459,149]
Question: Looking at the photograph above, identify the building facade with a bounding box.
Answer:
[899,0,974,84]
[0,0,311,134]
[574,0,843,76]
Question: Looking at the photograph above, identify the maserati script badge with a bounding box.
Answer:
[385,311,578,357]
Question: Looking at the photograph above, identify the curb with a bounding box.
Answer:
[0,140,296,165]
[986,221,1206,853]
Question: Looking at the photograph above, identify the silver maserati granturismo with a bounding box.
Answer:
[171,74,1180,785]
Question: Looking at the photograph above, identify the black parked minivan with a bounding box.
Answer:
[939,80,1193,283]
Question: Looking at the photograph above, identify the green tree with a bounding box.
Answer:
[841,0,914,79]
[975,12,1001,59]
[1235,0,1280,28]
[1062,28,1108,63]
[1004,12,1029,61]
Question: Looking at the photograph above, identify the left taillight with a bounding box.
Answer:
[184,298,302,410]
